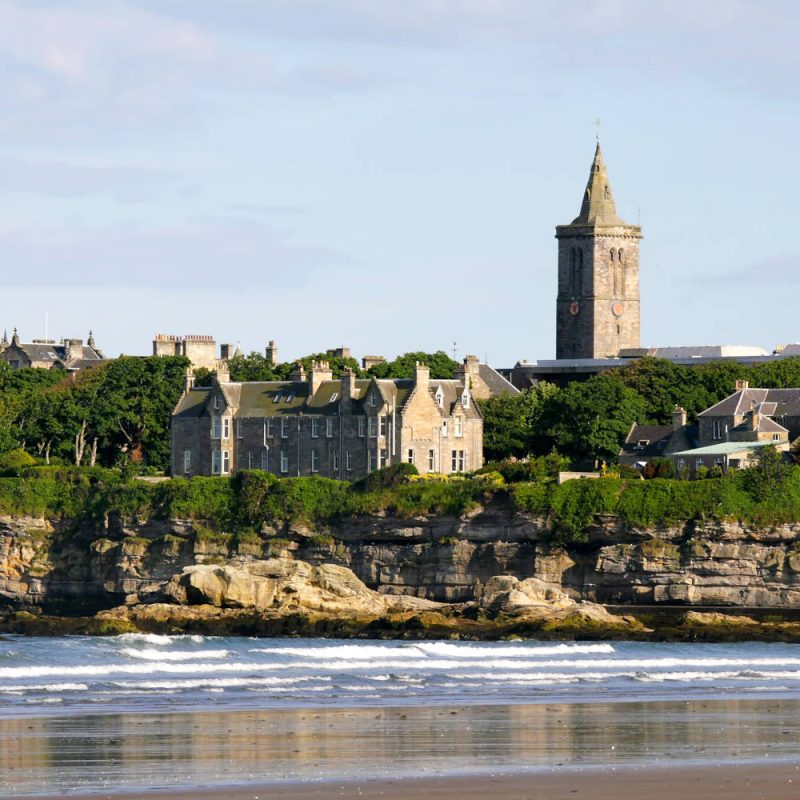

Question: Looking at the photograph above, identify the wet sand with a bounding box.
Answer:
[5,699,800,797]
[15,762,800,800]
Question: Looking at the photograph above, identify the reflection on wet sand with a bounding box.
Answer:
[3,699,800,796]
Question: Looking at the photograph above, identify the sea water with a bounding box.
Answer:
[3,636,800,794]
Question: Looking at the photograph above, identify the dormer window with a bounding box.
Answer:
[635,439,649,450]
[369,392,377,408]
[461,391,469,409]
[214,395,221,410]
[435,387,443,408]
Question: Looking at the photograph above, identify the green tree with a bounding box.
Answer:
[478,382,559,460]
[544,374,646,463]
[227,352,289,382]
[367,351,458,380]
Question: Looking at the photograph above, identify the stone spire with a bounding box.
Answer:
[571,143,625,226]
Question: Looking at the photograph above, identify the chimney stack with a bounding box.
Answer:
[414,361,430,392]
[672,406,687,431]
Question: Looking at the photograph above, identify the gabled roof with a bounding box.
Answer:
[699,388,800,418]
[477,363,520,396]
[619,424,674,459]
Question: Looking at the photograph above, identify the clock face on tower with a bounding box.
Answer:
[569,302,580,316]
[611,302,624,317]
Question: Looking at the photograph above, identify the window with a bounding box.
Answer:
[247,451,253,469]
[451,450,465,472]
[715,457,724,468]
[368,417,378,437]
[235,418,243,439]
[435,387,443,407]
[712,419,723,440]
[442,420,448,437]
[281,418,289,438]
[346,450,352,471]
[265,418,274,440]
[369,392,377,408]
[462,392,470,409]
[428,449,435,471]
[311,450,319,472]
[635,439,650,450]
[454,416,463,437]
[261,450,269,471]
[280,450,289,474]
[379,448,388,468]
[312,418,319,438]
[330,393,339,403]
[326,418,334,438]
[214,394,221,410]
[332,450,339,471]
[407,449,414,464]
[212,450,221,474]
[773,433,781,441]
[379,415,387,437]
[222,417,230,440]
[358,417,366,437]
[285,392,295,403]
[212,417,222,439]
[695,458,704,470]
[368,452,377,472]
[183,450,191,473]
[222,450,230,474]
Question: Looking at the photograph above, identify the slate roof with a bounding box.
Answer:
[619,424,674,460]
[173,376,430,419]
[477,364,519,396]
[698,388,800,418]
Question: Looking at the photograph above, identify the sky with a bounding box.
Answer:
[2,0,800,367]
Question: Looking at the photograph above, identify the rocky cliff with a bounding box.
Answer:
[3,498,800,637]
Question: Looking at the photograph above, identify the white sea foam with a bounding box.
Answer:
[249,642,616,660]
[120,647,229,662]
[0,660,283,679]
[110,676,327,691]
[115,633,206,646]
[0,682,89,694]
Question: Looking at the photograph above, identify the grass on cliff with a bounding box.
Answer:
[3,462,800,538]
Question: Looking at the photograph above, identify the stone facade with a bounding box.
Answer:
[0,329,104,372]
[666,382,796,475]
[152,334,240,371]
[555,144,642,359]
[171,361,487,479]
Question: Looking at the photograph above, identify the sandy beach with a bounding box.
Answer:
[14,762,800,800]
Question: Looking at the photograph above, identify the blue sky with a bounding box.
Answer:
[2,0,800,366]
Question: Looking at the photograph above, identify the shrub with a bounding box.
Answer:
[352,463,419,492]
[0,449,37,476]
[643,458,675,480]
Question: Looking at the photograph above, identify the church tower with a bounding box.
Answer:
[555,144,642,359]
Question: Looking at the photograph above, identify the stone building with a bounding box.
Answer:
[0,329,105,371]
[556,143,642,359]
[171,360,486,479]
[153,334,240,371]
[663,381,796,475]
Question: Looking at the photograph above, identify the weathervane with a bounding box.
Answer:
[593,118,601,142]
